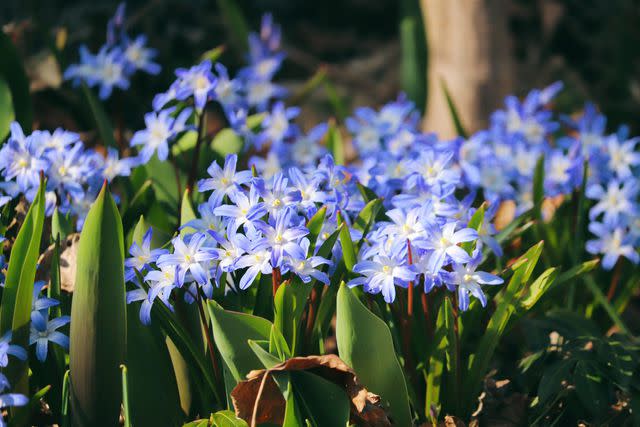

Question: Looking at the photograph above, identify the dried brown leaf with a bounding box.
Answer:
[231,354,391,427]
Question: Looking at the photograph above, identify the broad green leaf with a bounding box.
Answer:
[126,302,183,426]
[441,297,460,413]
[336,283,412,427]
[440,78,467,138]
[290,371,350,427]
[146,154,185,217]
[248,339,283,369]
[274,279,311,355]
[69,183,127,426]
[207,300,272,386]
[171,130,198,157]
[211,410,248,427]
[81,83,116,148]
[0,32,31,132]
[0,179,46,393]
[574,361,609,416]
[0,77,15,140]
[537,360,574,406]
[283,384,305,427]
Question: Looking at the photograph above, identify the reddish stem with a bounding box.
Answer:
[407,239,414,317]
[195,289,220,385]
[606,259,623,301]
[272,267,281,296]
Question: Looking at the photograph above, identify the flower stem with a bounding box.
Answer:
[195,288,221,388]
[606,259,623,302]
[272,267,281,296]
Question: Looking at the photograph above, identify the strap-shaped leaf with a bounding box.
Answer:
[69,183,126,426]
[0,178,46,393]
[336,283,412,426]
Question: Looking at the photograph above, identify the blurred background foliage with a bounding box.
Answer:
[3,0,640,137]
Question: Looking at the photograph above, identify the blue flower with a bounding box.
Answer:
[284,238,331,284]
[414,222,478,271]
[448,252,503,311]
[586,222,639,269]
[122,35,161,75]
[0,123,48,195]
[586,179,638,226]
[198,154,253,206]
[254,206,308,267]
[130,107,192,162]
[125,228,169,281]
[255,172,301,216]
[213,184,266,231]
[349,251,418,303]
[255,102,299,149]
[157,233,217,286]
[234,240,273,290]
[174,60,217,111]
[0,332,27,368]
[29,312,70,362]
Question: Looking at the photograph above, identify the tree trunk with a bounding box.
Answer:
[420,0,515,138]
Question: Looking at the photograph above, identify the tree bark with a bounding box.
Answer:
[420,0,515,138]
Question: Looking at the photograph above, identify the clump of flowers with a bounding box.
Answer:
[64,3,160,99]
[0,122,134,229]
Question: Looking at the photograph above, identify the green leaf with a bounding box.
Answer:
[356,182,378,204]
[400,4,427,112]
[532,155,545,221]
[440,78,467,138]
[269,325,292,361]
[248,339,283,369]
[283,384,305,427]
[0,179,46,393]
[290,371,350,427]
[323,80,348,122]
[274,279,311,355]
[81,83,116,148]
[126,302,184,426]
[180,189,197,236]
[336,214,356,272]
[200,45,226,63]
[0,77,15,140]
[462,204,485,253]
[537,360,574,406]
[210,128,244,157]
[305,206,327,252]
[207,300,272,387]
[425,296,451,421]
[211,410,249,427]
[518,267,558,311]
[69,183,126,426]
[574,361,609,416]
[216,0,250,52]
[0,31,31,133]
[352,198,382,238]
[336,283,412,427]
[555,259,599,287]
[464,242,545,416]
[51,207,72,241]
[326,122,345,165]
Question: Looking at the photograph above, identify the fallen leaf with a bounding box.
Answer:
[231,354,391,426]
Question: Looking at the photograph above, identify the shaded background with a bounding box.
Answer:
[2,0,640,136]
